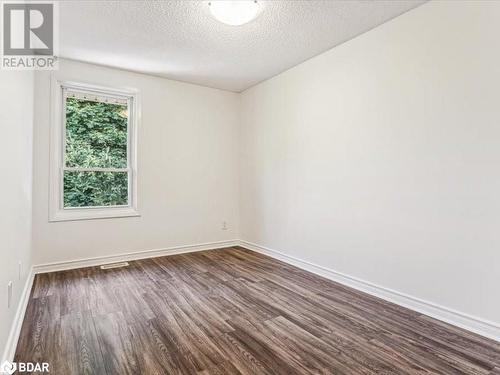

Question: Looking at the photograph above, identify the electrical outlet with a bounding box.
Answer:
[7,281,13,309]
[222,221,228,230]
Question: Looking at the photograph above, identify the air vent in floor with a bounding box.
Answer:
[100,261,129,270]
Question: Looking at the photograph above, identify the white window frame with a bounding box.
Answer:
[49,79,140,222]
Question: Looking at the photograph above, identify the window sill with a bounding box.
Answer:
[49,206,140,222]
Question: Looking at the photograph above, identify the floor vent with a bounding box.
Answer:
[100,261,129,270]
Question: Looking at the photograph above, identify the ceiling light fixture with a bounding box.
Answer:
[208,1,260,26]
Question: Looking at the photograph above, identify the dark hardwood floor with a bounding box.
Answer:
[15,247,500,374]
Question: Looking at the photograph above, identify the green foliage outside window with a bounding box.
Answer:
[63,98,129,207]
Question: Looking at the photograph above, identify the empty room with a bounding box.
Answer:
[1,0,500,374]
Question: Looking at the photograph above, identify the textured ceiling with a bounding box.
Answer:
[59,0,425,92]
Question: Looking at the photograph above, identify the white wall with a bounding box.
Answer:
[240,1,500,324]
[0,70,34,360]
[33,59,240,265]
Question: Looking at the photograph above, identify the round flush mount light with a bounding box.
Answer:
[208,1,260,26]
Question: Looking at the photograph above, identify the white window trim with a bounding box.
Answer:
[49,78,140,222]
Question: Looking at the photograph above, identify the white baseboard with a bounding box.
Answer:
[238,240,500,343]
[33,239,239,274]
[1,267,35,363]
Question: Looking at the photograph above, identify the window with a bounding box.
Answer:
[50,81,139,221]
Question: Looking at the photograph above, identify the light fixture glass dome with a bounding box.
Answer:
[209,1,260,26]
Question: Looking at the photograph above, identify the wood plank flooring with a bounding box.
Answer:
[15,247,500,374]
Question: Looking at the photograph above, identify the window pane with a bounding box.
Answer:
[63,171,128,208]
[65,97,128,168]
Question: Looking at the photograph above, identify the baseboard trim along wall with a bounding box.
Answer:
[33,239,240,274]
[238,240,500,343]
[2,267,35,363]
